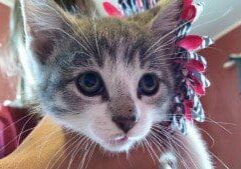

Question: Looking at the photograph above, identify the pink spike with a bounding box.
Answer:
[183,0,193,8]
[193,84,205,96]
[181,5,197,22]
[185,60,206,72]
[184,100,194,121]
[176,35,203,51]
[187,78,206,96]
[103,2,123,17]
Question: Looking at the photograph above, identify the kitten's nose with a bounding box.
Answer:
[112,115,138,133]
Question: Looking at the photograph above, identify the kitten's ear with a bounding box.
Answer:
[128,0,183,37]
[20,0,71,63]
[150,0,183,36]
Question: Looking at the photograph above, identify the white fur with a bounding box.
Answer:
[160,152,177,169]
[159,122,213,169]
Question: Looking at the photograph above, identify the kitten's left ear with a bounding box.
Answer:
[150,0,183,37]
[128,0,183,38]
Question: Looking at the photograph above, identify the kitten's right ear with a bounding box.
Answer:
[20,0,71,63]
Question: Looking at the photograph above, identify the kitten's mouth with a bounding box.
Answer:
[110,136,129,145]
[99,135,133,152]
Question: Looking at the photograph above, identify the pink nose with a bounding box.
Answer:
[112,115,138,133]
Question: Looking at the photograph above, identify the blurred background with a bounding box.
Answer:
[0,0,241,168]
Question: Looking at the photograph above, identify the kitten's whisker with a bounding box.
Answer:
[142,51,187,64]
[17,113,35,145]
[152,126,195,169]
[150,128,189,169]
[78,137,93,169]
[66,138,83,169]
[204,46,227,55]
[198,128,215,147]
[51,135,81,169]
[144,137,160,164]
[84,142,97,169]
[0,127,36,153]
[145,36,178,57]
[92,18,102,60]
[147,54,186,62]
[14,128,68,168]
[0,111,36,134]
[71,20,96,54]
[192,7,233,31]
[167,131,198,169]
[205,117,232,134]
[67,136,89,169]
[142,139,156,164]
[38,128,73,160]
[139,141,146,152]
[144,21,189,55]
[149,132,165,153]
[205,120,236,126]
[38,26,91,56]
[209,151,230,169]
[147,138,162,163]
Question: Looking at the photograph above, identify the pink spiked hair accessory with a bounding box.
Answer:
[172,0,213,133]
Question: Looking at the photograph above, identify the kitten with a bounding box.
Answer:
[19,0,213,168]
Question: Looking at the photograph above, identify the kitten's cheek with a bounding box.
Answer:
[88,114,120,141]
[128,110,153,139]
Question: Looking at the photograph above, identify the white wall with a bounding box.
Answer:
[0,0,14,8]
[192,0,241,39]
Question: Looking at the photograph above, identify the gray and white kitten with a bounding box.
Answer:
[19,0,213,168]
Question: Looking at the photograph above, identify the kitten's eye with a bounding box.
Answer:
[138,73,159,96]
[76,72,104,96]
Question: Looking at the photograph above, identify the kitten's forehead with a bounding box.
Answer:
[70,18,154,69]
[86,18,145,39]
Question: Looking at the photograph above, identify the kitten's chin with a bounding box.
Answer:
[100,138,135,153]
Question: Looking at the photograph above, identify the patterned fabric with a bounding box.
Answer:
[172,0,213,134]
[100,0,213,134]
[101,0,158,16]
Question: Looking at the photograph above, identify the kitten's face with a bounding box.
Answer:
[21,0,181,152]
